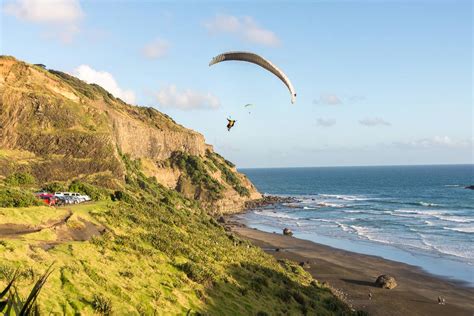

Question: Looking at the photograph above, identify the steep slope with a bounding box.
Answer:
[0,56,359,315]
[0,56,260,213]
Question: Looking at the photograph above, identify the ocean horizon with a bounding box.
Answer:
[238,164,474,286]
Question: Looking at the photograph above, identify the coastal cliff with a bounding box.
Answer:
[0,56,357,315]
[0,56,260,213]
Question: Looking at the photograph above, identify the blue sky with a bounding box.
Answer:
[1,0,472,167]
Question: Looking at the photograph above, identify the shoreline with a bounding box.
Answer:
[226,216,474,316]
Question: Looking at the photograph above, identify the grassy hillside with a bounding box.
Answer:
[0,154,358,315]
[0,56,360,315]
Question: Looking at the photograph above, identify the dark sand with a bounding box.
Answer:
[229,220,474,316]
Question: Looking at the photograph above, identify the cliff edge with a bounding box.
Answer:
[0,56,260,213]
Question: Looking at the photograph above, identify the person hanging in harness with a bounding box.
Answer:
[226,118,236,131]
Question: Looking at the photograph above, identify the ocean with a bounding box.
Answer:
[237,165,474,286]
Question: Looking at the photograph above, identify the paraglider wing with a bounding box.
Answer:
[209,51,296,104]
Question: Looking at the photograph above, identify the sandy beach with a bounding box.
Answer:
[228,219,474,316]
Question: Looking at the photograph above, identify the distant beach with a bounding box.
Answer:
[228,220,474,316]
[238,165,474,284]
[233,165,474,314]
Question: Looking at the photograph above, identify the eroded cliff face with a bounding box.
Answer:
[0,56,260,213]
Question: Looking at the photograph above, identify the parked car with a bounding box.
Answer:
[37,193,57,206]
[53,192,90,204]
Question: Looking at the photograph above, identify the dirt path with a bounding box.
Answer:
[0,210,105,250]
[0,210,73,237]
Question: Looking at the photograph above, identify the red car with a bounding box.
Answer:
[36,193,57,206]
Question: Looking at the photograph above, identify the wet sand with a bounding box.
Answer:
[229,220,474,316]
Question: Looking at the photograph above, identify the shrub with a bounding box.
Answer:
[0,188,41,207]
[111,190,134,204]
[179,262,216,286]
[4,172,36,186]
[91,294,113,315]
[42,182,67,193]
[206,152,249,197]
[169,152,224,200]
[68,180,109,200]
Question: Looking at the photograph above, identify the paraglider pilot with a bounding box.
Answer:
[227,118,236,131]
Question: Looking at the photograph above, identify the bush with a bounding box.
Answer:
[170,152,224,200]
[206,152,250,197]
[4,172,36,186]
[179,262,216,286]
[91,294,112,315]
[0,188,41,207]
[42,182,67,193]
[68,180,109,200]
[111,190,134,204]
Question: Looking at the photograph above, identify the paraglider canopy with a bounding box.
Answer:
[209,51,296,104]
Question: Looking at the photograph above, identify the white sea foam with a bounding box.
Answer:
[349,225,393,244]
[389,209,474,223]
[318,194,369,201]
[256,210,299,220]
[335,221,352,232]
[418,201,440,207]
[434,215,474,223]
[420,234,474,260]
[317,202,344,208]
[443,226,474,233]
[444,184,461,187]
[303,206,318,210]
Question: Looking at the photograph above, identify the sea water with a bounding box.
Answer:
[237,165,474,286]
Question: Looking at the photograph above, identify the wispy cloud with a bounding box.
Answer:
[204,14,280,47]
[394,136,472,149]
[359,117,391,126]
[3,0,83,43]
[142,38,169,59]
[73,65,136,104]
[316,118,336,127]
[155,85,220,110]
[313,93,342,105]
[313,93,366,105]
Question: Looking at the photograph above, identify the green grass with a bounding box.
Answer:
[206,151,250,197]
[169,151,224,200]
[0,205,68,226]
[0,188,42,208]
[0,155,356,315]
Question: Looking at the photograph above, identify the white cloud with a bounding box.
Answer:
[73,65,136,104]
[142,38,169,59]
[3,0,83,43]
[316,118,336,127]
[155,85,220,110]
[359,117,391,126]
[395,136,472,149]
[313,93,366,105]
[204,14,280,47]
[313,93,342,105]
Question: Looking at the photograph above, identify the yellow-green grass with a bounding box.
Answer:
[0,157,356,315]
[0,205,69,226]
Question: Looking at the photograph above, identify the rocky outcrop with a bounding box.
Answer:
[245,195,296,209]
[375,275,397,289]
[283,228,293,236]
[0,56,260,212]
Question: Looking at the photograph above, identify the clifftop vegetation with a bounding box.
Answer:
[0,56,358,315]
